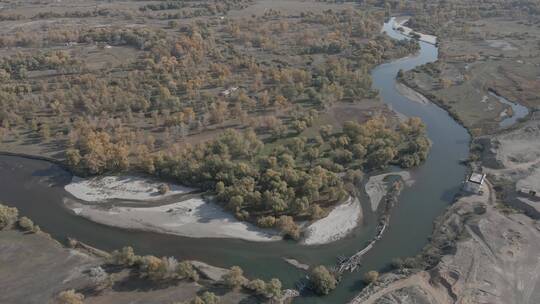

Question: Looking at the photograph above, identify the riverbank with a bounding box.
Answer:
[66,196,280,242]
[0,216,255,304]
[394,82,430,105]
[302,196,363,245]
[392,17,437,45]
[365,171,413,212]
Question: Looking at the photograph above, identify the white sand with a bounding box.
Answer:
[65,175,195,202]
[365,171,413,212]
[393,18,437,45]
[64,197,280,242]
[301,197,362,245]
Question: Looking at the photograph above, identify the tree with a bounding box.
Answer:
[55,289,84,304]
[177,261,199,281]
[158,184,170,194]
[247,279,266,295]
[66,149,81,167]
[40,123,51,141]
[265,278,282,299]
[277,215,300,240]
[309,265,337,295]
[222,266,247,290]
[363,270,379,284]
[17,216,36,232]
[309,204,324,220]
[200,291,220,304]
[256,216,276,228]
[110,246,138,266]
[0,204,18,230]
[139,255,164,280]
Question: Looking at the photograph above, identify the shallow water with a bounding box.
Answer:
[0,18,469,303]
[488,89,529,128]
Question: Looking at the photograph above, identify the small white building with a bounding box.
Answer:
[463,173,486,194]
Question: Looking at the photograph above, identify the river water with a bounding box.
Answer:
[0,18,469,303]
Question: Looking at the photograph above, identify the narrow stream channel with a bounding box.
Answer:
[0,18,469,303]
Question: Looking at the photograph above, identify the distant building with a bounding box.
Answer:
[463,173,486,194]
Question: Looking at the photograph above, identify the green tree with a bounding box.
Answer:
[200,291,219,304]
[363,270,379,284]
[0,204,18,230]
[265,278,282,299]
[247,279,266,295]
[310,265,337,295]
[223,266,247,290]
[177,261,199,281]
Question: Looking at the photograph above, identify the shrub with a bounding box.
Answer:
[17,216,35,232]
[309,265,337,295]
[177,261,199,281]
[200,291,220,304]
[277,216,300,240]
[256,216,276,228]
[309,204,324,220]
[158,183,170,194]
[55,289,84,304]
[265,278,282,299]
[363,270,379,284]
[0,204,18,230]
[247,279,267,295]
[110,246,139,266]
[138,255,164,280]
[222,266,247,290]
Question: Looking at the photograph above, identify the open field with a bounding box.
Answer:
[0,221,262,304]
[402,16,540,135]
[0,230,99,304]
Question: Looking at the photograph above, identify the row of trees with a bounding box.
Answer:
[110,246,283,300]
[0,203,40,233]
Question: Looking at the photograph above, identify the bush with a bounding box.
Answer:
[200,291,220,304]
[55,289,84,304]
[309,204,324,220]
[247,279,266,295]
[17,216,35,232]
[256,216,276,228]
[277,216,300,240]
[222,266,247,290]
[0,204,18,230]
[158,183,170,194]
[309,265,337,295]
[138,255,164,280]
[265,278,282,299]
[110,246,139,266]
[363,270,379,284]
[177,261,199,281]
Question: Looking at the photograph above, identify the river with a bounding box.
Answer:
[0,18,469,303]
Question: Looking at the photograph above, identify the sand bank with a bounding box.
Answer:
[65,197,279,242]
[365,171,413,212]
[301,196,362,245]
[65,175,195,202]
[395,82,430,105]
[393,18,437,45]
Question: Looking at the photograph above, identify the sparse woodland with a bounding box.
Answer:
[0,0,428,230]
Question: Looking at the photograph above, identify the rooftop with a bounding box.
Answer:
[468,173,486,184]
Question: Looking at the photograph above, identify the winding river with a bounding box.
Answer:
[0,18,469,303]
